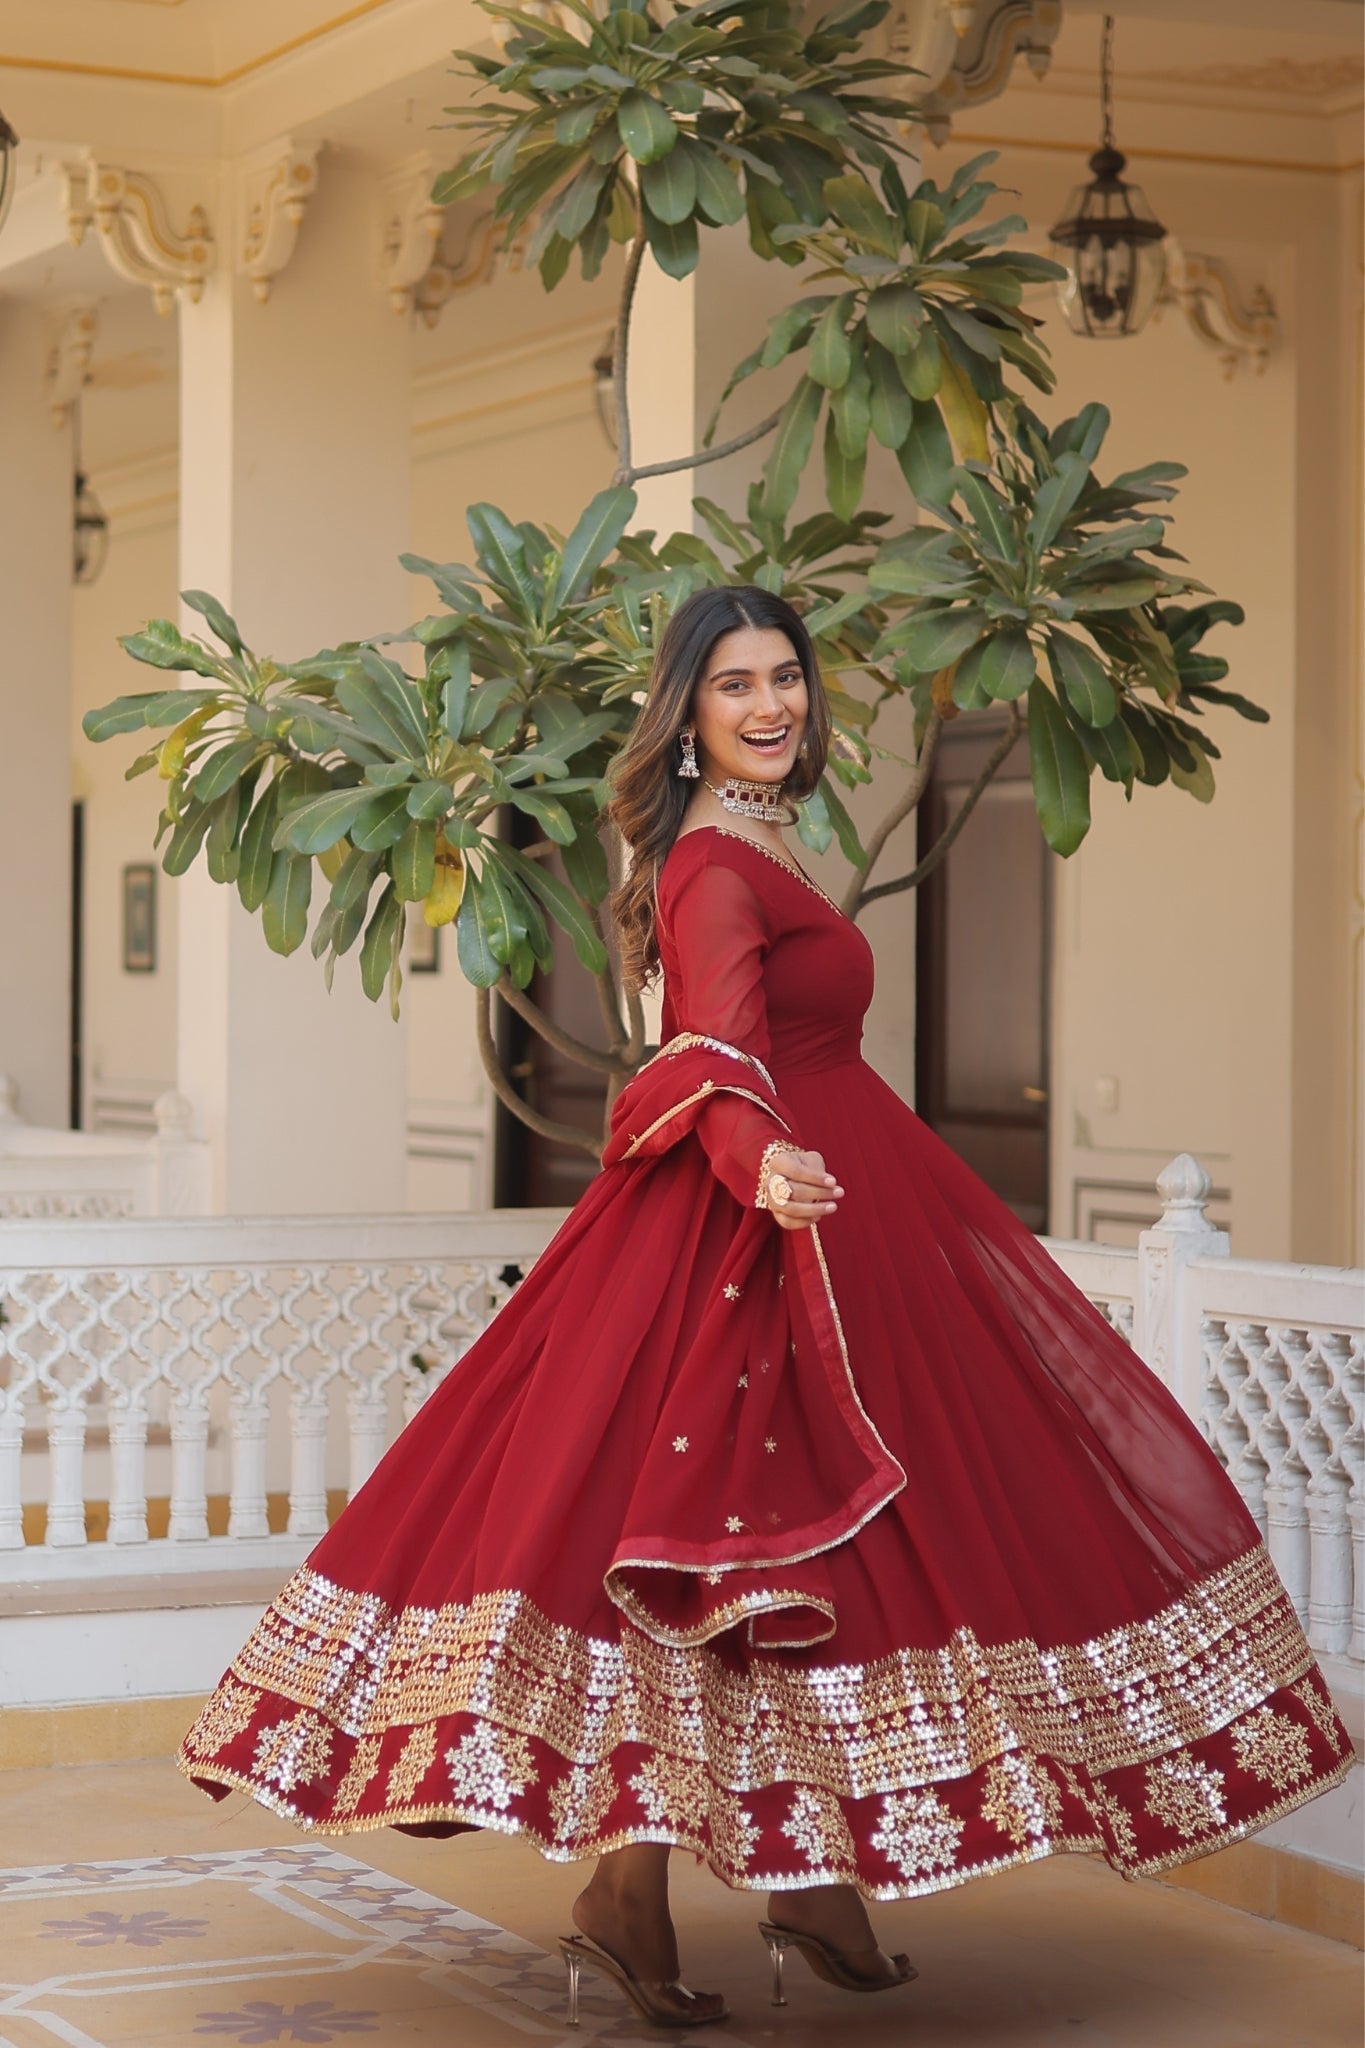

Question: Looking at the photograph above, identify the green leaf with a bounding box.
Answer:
[642,204,698,278]
[1027,452,1089,552]
[406,779,456,819]
[82,693,162,742]
[822,173,900,259]
[936,351,989,463]
[1071,707,1139,787]
[1046,629,1116,728]
[864,284,923,357]
[1068,577,1163,613]
[360,883,402,1001]
[819,775,866,869]
[351,785,414,851]
[866,340,912,449]
[901,605,989,673]
[181,589,244,657]
[550,484,638,608]
[898,324,940,400]
[618,89,677,164]
[976,627,1036,703]
[237,779,282,911]
[1169,738,1216,802]
[809,294,855,390]
[454,875,500,987]
[1027,679,1092,856]
[954,468,1016,563]
[162,800,214,878]
[897,400,954,502]
[467,502,538,616]
[560,826,610,906]
[761,374,824,519]
[822,410,865,522]
[262,851,312,956]
[691,144,745,226]
[641,140,696,225]
[119,618,225,679]
[508,789,576,844]
[336,657,427,760]
[274,786,375,855]
[440,641,473,741]
[205,786,244,884]
[192,735,261,806]
[495,842,609,972]
[391,816,437,902]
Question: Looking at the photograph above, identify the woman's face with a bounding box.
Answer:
[689,625,808,786]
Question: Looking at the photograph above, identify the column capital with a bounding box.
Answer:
[63,159,215,316]
[241,143,321,304]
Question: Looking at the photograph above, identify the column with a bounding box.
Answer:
[177,159,411,1213]
[0,303,73,1128]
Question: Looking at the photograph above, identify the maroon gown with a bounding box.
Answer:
[182,824,1352,1896]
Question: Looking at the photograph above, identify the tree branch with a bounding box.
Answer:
[621,402,786,486]
[855,705,1025,912]
[610,214,648,482]
[496,974,625,1074]
[841,710,942,917]
[475,987,603,1158]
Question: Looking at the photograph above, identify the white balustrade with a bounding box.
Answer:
[0,1179,1360,1691]
[0,1076,211,1219]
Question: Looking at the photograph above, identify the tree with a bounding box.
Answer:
[84,0,1264,1161]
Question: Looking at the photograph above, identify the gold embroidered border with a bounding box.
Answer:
[661,1032,776,1094]
[222,1545,1317,1798]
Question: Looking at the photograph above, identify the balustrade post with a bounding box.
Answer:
[288,1383,330,1537]
[45,1403,88,1547]
[1347,1492,1365,1666]
[347,1384,388,1500]
[152,1091,212,1217]
[227,1391,271,1540]
[1305,1470,1353,1655]
[167,1389,211,1541]
[1135,1155,1228,1416]
[1264,1464,1312,1630]
[106,1395,150,1544]
[0,1398,25,1549]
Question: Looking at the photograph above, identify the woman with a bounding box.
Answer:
[183,586,1352,2032]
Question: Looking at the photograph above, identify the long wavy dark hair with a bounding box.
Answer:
[607,584,830,989]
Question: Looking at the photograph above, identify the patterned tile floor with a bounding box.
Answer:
[0,1755,1359,2047]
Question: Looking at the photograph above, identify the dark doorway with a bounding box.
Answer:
[70,800,85,1130]
[492,817,609,1207]
[914,714,1051,1229]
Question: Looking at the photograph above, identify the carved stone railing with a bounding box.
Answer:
[0,1077,210,1219]
[0,1167,1359,1683]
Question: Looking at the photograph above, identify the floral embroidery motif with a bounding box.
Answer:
[184,1680,260,1760]
[444,1722,536,1812]
[723,1283,742,1301]
[1231,1705,1312,1791]
[725,1516,744,1533]
[1057,1764,1137,1863]
[764,1437,777,1454]
[386,1724,437,1807]
[737,1373,749,1388]
[1144,1756,1227,1839]
[980,1753,1062,1846]
[673,1435,689,1453]
[710,1791,762,1872]
[870,1788,964,1880]
[1292,1678,1346,1753]
[781,1786,856,1873]
[704,1571,723,1585]
[630,1754,709,1830]
[252,1712,333,1794]
[332,1736,382,1818]
[549,1760,618,1845]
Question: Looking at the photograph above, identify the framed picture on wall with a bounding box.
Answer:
[122,863,157,973]
[407,906,440,974]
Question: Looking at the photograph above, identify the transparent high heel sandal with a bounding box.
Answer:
[759,1920,917,2005]
[559,1933,729,2030]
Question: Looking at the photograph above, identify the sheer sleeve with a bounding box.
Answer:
[659,854,796,1207]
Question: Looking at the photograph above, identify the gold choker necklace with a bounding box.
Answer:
[703,775,793,824]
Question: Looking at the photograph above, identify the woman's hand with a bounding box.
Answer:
[761,1147,843,1232]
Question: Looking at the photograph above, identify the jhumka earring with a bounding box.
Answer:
[677,727,699,779]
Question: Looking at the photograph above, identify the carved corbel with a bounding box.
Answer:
[883,0,1060,142]
[405,205,528,329]
[381,154,448,316]
[1155,243,1279,379]
[64,160,213,315]
[242,144,319,303]
[47,303,99,427]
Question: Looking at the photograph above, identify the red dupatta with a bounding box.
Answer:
[599,1034,905,1649]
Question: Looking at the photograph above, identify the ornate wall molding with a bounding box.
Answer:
[63,160,214,315]
[241,144,320,304]
[1156,242,1280,379]
[879,0,1061,141]
[46,303,98,427]
[410,206,527,331]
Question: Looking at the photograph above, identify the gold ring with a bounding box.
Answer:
[767,1172,793,1208]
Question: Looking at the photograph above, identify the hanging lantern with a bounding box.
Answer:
[1049,17,1166,340]
[73,468,109,586]
[0,109,18,242]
